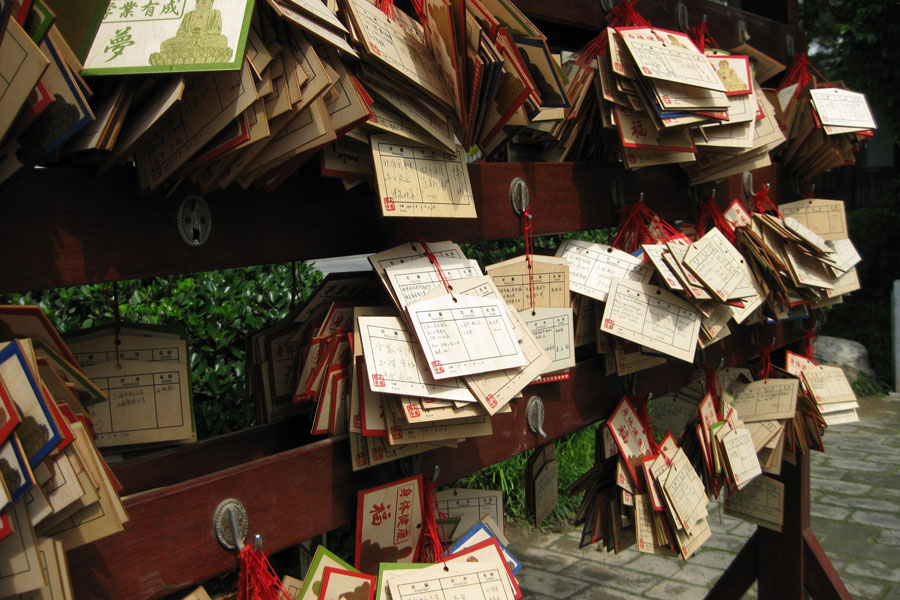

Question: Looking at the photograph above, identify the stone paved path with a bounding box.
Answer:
[506,393,900,600]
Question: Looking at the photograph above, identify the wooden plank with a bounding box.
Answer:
[111,414,315,496]
[0,162,793,293]
[757,451,808,598]
[69,322,804,600]
[803,529,853,600]
[0,165,385,294]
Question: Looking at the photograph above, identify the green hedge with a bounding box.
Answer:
[821,207,900,387]
[1,263,322,439]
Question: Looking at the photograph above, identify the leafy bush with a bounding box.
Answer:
[1,262,322,439]
[820,207,900,386]
[460,423,601,529]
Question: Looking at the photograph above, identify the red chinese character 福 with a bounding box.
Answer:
[370,503,391,526]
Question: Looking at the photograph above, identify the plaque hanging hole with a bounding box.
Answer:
[526,396,547,438]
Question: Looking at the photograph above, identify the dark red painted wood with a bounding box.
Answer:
[803,529,853,600]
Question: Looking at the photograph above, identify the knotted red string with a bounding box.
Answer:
[777,53,835,99]
[411,0,423,20]
[751,185,782,218]
[686,20,720,53]
[376,0,395,20]
[704,365,723,422]
[612,199,684,254]
[647,213,687,244]
[804,328,817,361]
[759,340,773,381]
[412,231,455,300]
[523,207,536,314]
[573,0,650,68]
[418,479,446,563]
[611,200,655,253]
[237,545,291,600]
[698,194,737,243]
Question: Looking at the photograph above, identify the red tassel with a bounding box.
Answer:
[704,365,722,421]
[611,198,683,253]
[777,53,834,99]
[751,185,781,218]
[376,0,395,21]
[698,195,737,244]
[778,53,811,98]
[804,328,817,361]
[418,480,446,563]
[686,20,719,53]
[237,546,291,600]
[574,0,650,68]
[758,341,773,381]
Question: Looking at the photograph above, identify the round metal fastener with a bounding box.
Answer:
[742,171,754,198]
[610,176,625,210]
[177,195,212,247]
[214,498,248,551]
[509,177,530,216]
[676,2,689,32]
[526,396,547,438]
[737,19,749,43]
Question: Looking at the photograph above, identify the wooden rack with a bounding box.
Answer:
[0,1,849,598]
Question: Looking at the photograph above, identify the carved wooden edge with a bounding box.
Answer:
[69,321,804,600]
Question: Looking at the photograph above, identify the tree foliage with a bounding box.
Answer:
[800,0,900,139]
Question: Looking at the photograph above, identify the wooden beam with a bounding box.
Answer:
[803,529,853,600]
[757,452,808,598]
[0,161,797,294]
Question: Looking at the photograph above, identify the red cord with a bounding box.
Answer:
[778,53,836,99]
[759,341,773,381]
[751,185,782,218]
[237,545,292,600]
[376,0,395,20]
[419,479,446,563]
[698,194,737,243]
[523,207,536,313]
[704,365,723,422]
[687,21,720,53]
[412,230,455,299]
[574,0,650,68]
